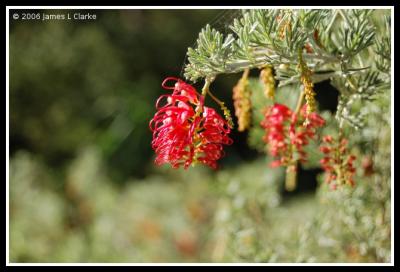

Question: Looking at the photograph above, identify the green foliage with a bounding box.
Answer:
[309,92,390,262]
[184,9,391,130]
[183,8,391,263]
[10,22,122,162]
[10,148,213,262]
[185,9,335,81]
[185,25,236,81]
[10,123,390,262]
[337,10,375,57]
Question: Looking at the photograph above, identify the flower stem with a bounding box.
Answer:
[194,79,213,118]
[295,88,305,115]
[201,78,212,97]
[202,77,225,106]
[201,77,234,128]
[208,88,234,128]
[207,88,224,106]
[285,162,298,192]
[242,67,250,79]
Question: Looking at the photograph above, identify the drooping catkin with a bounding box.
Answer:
[298,51,317,122]
[259,66,276,100]
[232,69,251,132]
[300,69,316,115]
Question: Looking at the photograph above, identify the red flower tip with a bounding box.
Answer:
[320,146,331,154]
[270,160,282,168]
[322,135,333,143]
[348,155,356,162]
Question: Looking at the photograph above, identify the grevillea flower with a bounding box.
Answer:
[319,135,357,189]
[261,103,325,169]
[149,77,233,169]
[233,69,252,132]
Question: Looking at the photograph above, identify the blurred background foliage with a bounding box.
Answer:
[10,10,252,180]
[9,9,391,263]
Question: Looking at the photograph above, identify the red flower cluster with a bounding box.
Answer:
[261,103,325,168]
[319,135,356,189]
[149,77,233,169]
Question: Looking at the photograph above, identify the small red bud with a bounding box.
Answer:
[320,146,331,154]
[320,157,331,164]
[270,160,282,168]
[348,155,356,162]
[323,135,333,143]
[304,43,313,53]
[340,138,348,147]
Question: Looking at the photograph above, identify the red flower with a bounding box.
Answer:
[319,135,357,188]
[149,77,233,169]
[261,103,325,168]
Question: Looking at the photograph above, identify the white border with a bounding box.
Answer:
[3,6,394,9]
[6,6,394,266]
[390,6,394,267]
[6,4,10,267]
[5,6,395,9]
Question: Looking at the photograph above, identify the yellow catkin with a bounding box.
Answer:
[298,52,316,120]
[259,66,276,100]
[233,69,251,132]
[301,71,316,115]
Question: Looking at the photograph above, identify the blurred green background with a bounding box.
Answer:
[10,9,258,181]
[9,9,391,263]
[9,9,260,262]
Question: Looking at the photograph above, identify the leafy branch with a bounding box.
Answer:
[184,9,391,130]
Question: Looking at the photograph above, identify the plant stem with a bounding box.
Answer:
[285,162,298,192]
[194,78,213,118]
[242,68,250,79]
[207,88,224,106]
[224,51,339,74]
[295,88,305,114]
[201,78,212,96]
